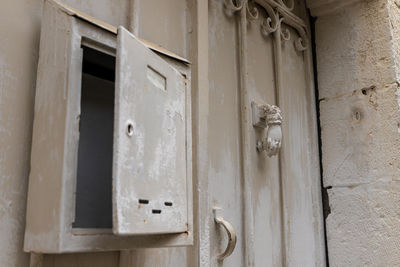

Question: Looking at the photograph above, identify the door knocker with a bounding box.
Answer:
[251,101,282,157]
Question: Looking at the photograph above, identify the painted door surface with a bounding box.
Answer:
[42,0,325,266]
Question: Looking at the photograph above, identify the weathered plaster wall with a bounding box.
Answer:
[0,1,42,266]
[310,0,400,265]
[62,0,129,27]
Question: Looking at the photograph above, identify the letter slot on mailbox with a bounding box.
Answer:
[24,0,192,253]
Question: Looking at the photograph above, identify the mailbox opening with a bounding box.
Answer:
[73,46,115,229]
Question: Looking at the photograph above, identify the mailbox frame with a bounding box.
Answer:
[24,0,193,253]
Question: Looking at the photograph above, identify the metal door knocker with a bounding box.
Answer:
[251,101,282,157]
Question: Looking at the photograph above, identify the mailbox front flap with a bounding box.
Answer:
[113,26,188,235]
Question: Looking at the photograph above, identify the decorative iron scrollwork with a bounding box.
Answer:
[224,0,260,20]
[224,0,244,12]
[224,0,309,51]
[259,0,309,51]
[247,0,260,20]
[276,0,294,11]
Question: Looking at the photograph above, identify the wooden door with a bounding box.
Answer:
[41,0,325,266]
[203,0,325,266]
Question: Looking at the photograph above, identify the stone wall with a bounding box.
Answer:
[309,0,400,265]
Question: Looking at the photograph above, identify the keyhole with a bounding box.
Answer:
[127,122,134,137]
[354,111,361,121]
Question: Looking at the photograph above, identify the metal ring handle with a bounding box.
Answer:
[213,208,237,261]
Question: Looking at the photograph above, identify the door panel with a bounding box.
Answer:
[208,0,243,265]
[246,7,282,266]
[206,0,324,266]
[280,25,325,265]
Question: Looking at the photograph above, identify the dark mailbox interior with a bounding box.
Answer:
[73,46,115,229]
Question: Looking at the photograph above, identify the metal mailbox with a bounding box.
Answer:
[24,0,192,253]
